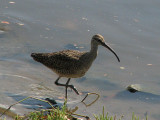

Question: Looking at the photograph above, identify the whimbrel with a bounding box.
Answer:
[31,34,120,99]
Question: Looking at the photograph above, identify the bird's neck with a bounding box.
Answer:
[89,42,98,59]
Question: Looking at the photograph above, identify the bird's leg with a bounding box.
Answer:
[66,79,79,95]
[65,78,70,100]
[55,77,79,95]
[55,76,62,86]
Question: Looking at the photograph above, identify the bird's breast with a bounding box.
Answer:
[51,60,93,78]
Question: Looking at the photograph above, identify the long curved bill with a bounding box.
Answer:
[102,42,120,62]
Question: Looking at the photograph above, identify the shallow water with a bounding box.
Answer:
[0,0,160,119]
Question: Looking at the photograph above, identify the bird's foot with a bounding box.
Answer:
[68,85,79,95]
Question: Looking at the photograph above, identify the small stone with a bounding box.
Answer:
[9,1,15,4]
[120,67,125,70]
[127,84,141,93]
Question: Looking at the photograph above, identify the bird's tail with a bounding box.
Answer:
[31,53,48,63]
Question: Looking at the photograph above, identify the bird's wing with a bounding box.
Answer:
[43,50,85,70]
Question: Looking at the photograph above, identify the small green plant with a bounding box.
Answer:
[132,113,139,120]
[94,107,148,120]
[131,112,148,120]
[15,104,71,120]
[0,104,149,120]
[94,106,123,120]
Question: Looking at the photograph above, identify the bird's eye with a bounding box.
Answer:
[96,38,102,42]
[94,37,100,41]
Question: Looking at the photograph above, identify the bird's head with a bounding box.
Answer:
[92,34,120,62]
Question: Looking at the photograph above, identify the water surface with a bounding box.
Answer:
[0,0,160,119]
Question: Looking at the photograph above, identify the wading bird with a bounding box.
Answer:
[31,34,120,100]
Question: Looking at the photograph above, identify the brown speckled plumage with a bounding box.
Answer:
[31,50,94,78]
[31,34,120,99]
